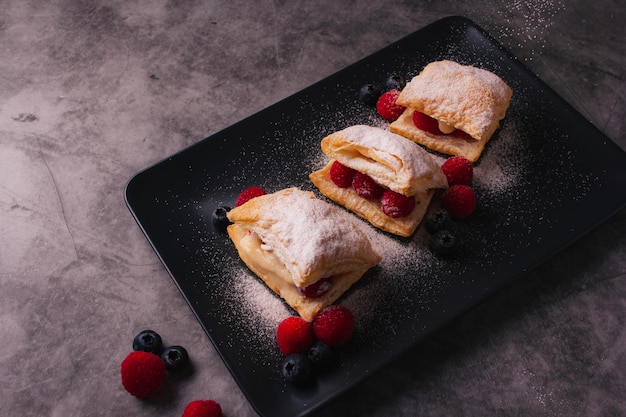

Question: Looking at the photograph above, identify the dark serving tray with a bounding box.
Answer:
[125,16,626,417]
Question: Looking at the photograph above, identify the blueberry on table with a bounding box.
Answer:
[132,330,163,355]
[308,341,334,368]
[161,345,190,373]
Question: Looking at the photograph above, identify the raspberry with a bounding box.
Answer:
[298,277,333,299]
[313,305,354,346]
[376,89,405,121]
[235,186,266,207]
[120,351,166,398]
[441,156,473,186]
[412,111,442,135]
[276,316,314,355]
[352,171,385,199]
[329,161,355,188]
[442,185,476,219]
[380,190,415,218]
[181,400,223,417]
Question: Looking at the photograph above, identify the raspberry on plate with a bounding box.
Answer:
[181,400,223,417]
[329,160,355,188]
[441,156,473,186]
[235,186,266,207]
[381,190,415,218]
[376,89,405,121]
[352,171,385,199]
[442,184,476,219]
[276,316,314,355]
[120,351,166,398]
[313,305,354,346]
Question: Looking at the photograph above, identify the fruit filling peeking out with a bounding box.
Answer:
[329,160,416,218]
[412,111,469,139]
[298,277,333,299]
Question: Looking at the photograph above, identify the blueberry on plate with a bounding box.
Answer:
[132,330,163,355]
[308,341,334,368]
[383,74,406,91]
[425,208,452,234]
[281,353,312,384]
[211,206,232,233]
[161,345,190,373]
[430,229,457,257]
[358,83,382,106]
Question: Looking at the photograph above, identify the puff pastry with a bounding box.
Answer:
[389,60,512,162]
[226,187,380,322]
[309,125,447,237]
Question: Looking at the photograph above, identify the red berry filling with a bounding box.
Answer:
[352,171,385,199]
[298,277,333,299]
[381,190,416,218]
[329,161,355,188]
[412,111,469,138]
[328,161,415,218]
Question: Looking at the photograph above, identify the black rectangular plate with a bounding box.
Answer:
[125,16,626,417]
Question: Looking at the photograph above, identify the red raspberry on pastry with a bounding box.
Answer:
[352,171,385,199]
[442,184,476,219]
[181,400,223,417]
[120,351,166,398]
[276,316,314,355]
[441,156,473,186]
[412,111,442,135]
[376,89,405,121]
[313,305,354,346]
[381,190,416,218]
[329,161,355,188]
[235,186,266,207]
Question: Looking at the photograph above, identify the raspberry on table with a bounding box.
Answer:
[120,351,166,398]
[441,156,473,186]
[352,171,385,199]
[376,89,405,121]
[313,305,354,347]
[381,190,415,218]
[442,184,476,219]
[329,160,355,188]
[181,400,223,417]
[235,186,266,207]
[276,316,314,355]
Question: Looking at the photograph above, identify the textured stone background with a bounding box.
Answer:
[1,1,624,416]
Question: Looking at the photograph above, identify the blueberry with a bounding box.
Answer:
[211,206,232,233]
[281,353,312,384]
[358,83,382,106]
[383,74,406,91]
[308,341,334,368]
[132,330,163,354]
[430,229,457,257]
[425,209,452,234]
[161,345,190,373]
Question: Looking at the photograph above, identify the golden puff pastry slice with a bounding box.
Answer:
[319,124,447,195]
[390,60,512,162]
[226,187,380,322]
[309,125,447,237]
